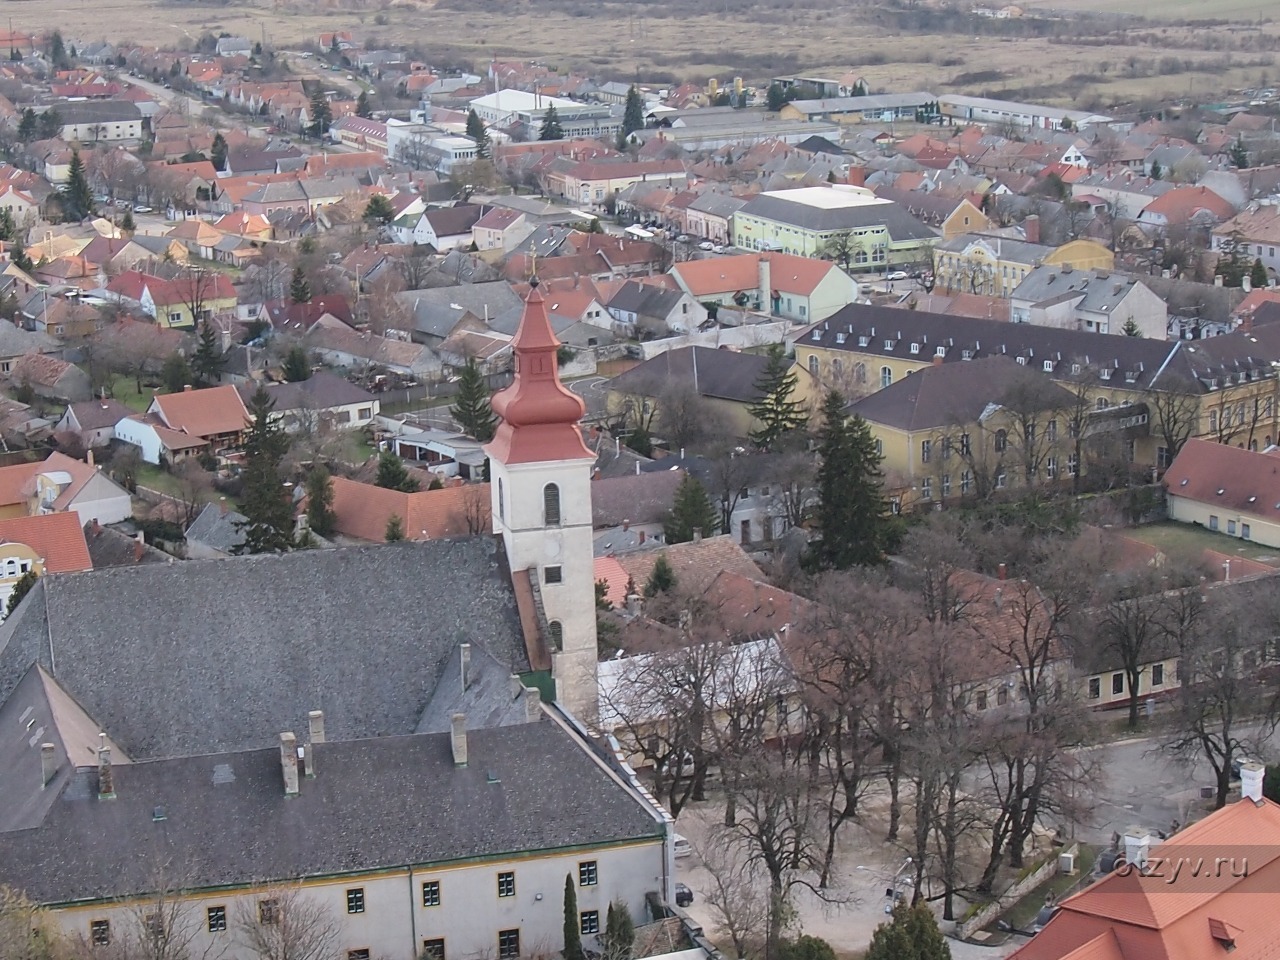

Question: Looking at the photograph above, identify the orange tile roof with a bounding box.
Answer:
[1011,798,1280,960]
[0,452,102,511]
[672,252,837,298]
[614,535,764,596]
[1164,438,1280,522]
[1141,186,1235,224]
[152,385,249,439]
[328,476,491,542]
[0,511,91,573]
[593,555,630,608]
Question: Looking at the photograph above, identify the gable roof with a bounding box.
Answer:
[0,512,92,573]
[234,371,374,413]
[608,346,776,404]
[1164,438,1280,520]
[151,385,250,438]
[672,252,843,298]
[62,398,133,432]
[591,470,684,528]
[184,501,247,554]
[0,539,530,760]
[328,477,491,543]
[614,535,764,596]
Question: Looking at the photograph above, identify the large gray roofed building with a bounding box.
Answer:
[737,191,936,240]
[0,539,530,760]
[0,719,665,905]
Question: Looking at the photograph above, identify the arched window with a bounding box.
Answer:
[880,366,892,388]
[994,430,1008,453]
[832,358,843,378]
[548,621,564,652]
[854,362,867,384]
[543,483,561,526]
[808,355,819,377]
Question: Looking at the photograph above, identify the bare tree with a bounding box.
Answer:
[698,834,771,960]
[453,482,490,535]
[1,885,65,960]
[172,459,215,527]
[233,883,340,960]
[1144,376,1201,471]
[112,855,232,960]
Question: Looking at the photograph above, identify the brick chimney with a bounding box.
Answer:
[279,732,300,796]
[1023,214,1040,244]
[460,643,471,692]
[41,742,56,788]
[97,733,115,800]
[308,710,326,743]
[450,714,468,766]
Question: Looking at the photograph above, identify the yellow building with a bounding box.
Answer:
[797,304,1280,479]
[606,345,816,441]
[935,231,1114,298]
[0,512,93,615]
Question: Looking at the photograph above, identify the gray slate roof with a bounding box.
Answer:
[234,371,376,413]
[0,539,529,760]
[608,346,773,404]
[0,720,664,904]
[1011,266,1149,312]
[402,282,523,340]
[607,280,685,320]
[737,192,936,241]
[184,502,248,555]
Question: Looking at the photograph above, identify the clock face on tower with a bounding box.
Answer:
[544,534,563,561]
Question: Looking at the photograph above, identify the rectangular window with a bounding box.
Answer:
[259,900,279,925]
[921,477,932,500]
[1152,663,1164,687]
[207,907,226,933]
[976,689,988,710]
[961,471,972,494]
[942,474,951,497]
[997,687,1009,706]
[423,940,445,960]
[346,888,365,914]
[348,952,370,960]
[1228,519,1237,536]
[422,881,441,907]
[920,440,931,463]
[995,470,1007,490]
[1047,419,1057,442]
[580,911,600,935]
[358,407,372,419]
[1209,515,1219,532]
[1067,454,1079,477]
[1046,457,1057,479]
[498,930,520,960]
[1112,673,1124,695]
[91,921,110,946]
[544,566,562,585]
[1243,523,1251,539]
[498,872,515,898]
[1088,677,1101,699]
[578,862,598,886]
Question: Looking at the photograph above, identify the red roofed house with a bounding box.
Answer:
[1163,438,1280,549]
[1010,783,1280,960]
[671,251,859,322]
[0,451,132,525]
[0,512,92,617]
[115,385,250,464]
[545,159,689,208]
[140,271,238,329]
[327,476,490,542]
[1137,186,1236,229]
[5,353,91,402]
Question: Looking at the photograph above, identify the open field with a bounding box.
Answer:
[1024,0,1279,18]
[22,0,1280,109]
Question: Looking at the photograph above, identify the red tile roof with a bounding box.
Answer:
[673,252,839,298]
[0,512,92,573]
[328,476,490,541]
[1141,186,1235,224]
[151,385,249,439]
[1164,438,1280,521]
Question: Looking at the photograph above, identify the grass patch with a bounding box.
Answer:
[1123,521,1280,566]
[109,376,160,414]
[134,462,185,498]
[998,844,1098,932]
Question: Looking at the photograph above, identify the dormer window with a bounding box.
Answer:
[910,343,920,355]
[884,340,893,350]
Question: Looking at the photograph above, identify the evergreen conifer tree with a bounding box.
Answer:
[282,345,312,382]
[355,90,372,119]
[375,448,420,492]
[539,104,564,141]
[235,385,294,554]
[61,149,92,221]
[623,86,645,137]
[1121,318,1141,337]
[766,82,786,112]
[465,109,490,159]
[644,553,677,597]
[210,132,228,171]
[162,352,192,394]
[192,319,225,385]
[1230,135,1250,170]
[17,108,34,141]
[0,208,14,242]
[384,514,405,541]
[1251,257,1269,289]
[601,901,635,960]
[451,358,497,441]
[865,904,951,960]
[664,473,718,543]
[364,194,395,224]
[119,208,135,232]
[289,266,311,304]
[304,465,335,537]
[6,569,37,616]
[309,91,333,139]
[811,390,888,569]
[748,345,808,450]
[563,875,583,960]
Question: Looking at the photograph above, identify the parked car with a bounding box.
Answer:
[676,234,691,244]
[698,240,714,251]
[886,270,908,281]
[133,205,153,214]
[672,834,693,859]
[712,244,726,254]
[675,882,694,907]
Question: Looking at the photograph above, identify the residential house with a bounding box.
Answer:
[390,204,487,251]
[140,271,238,329]
[1010,789,1280,960]
[1009,267,1168,338]
[605,280,708,337]
[0,321,58,375]
[328,477,490,542]
[392,429,489,480]
[1137,185,1235,231]
[305,325,441,378]
[1070,167,1175,220]
[17,292,99,339]
[590,470,684,555]
[683,193,748,245]
[1163,438,1280,548]
[0,183,39,225]
[56,101,144,143]
[1212,202,1280,283]
[671,251,858,322]
[0,451,131,525]
[544,159,689,208]
[329,116,389,156]
[607,346,816,439]
[0,512,92,617]
[82,519,168,569]
[184,501,247,558]
[260,295,356,335]
[472,207,534,252]
[732,185,936,268]
[235,373,379,432]
[610,534,765,597]
[55,399,134,449]
[935,231,1114,298]
[847,355,1080,509]
[6,354,91,403]
[401,282,524,347]
[116,385,250,464]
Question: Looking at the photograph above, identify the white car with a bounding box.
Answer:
[698,240,714,251]
[886,270,908,281]
[672,834,693,859]
[712,244,726,254]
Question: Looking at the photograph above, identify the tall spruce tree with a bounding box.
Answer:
[308,90,333,139]
[539,104,564,141]
[811,390,888,569]
[235,385,294,554]
[1251,257,1269,289]
[663,473,718,543]
[355,90,372,119]
[644,553,676,597]
[289,266,311,304]
[61,149,92,221]
[304,464,335,537]
[282,345,312,382]
[451,358,497,441]
[191,319,225,385]
[748,345,808,450]
[465,109,490,159]
[562,875,584,960]
[210,132,228,171]
[1230,135,1250,170]
[17,108,34,141]
[865,904,951,960]
[375,448,420,492]
[162,352,192,393]
[623,85,645,137]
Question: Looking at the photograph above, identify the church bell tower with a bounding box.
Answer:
[485,278,598,719]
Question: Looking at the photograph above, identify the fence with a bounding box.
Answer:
[956,842,1079,940]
